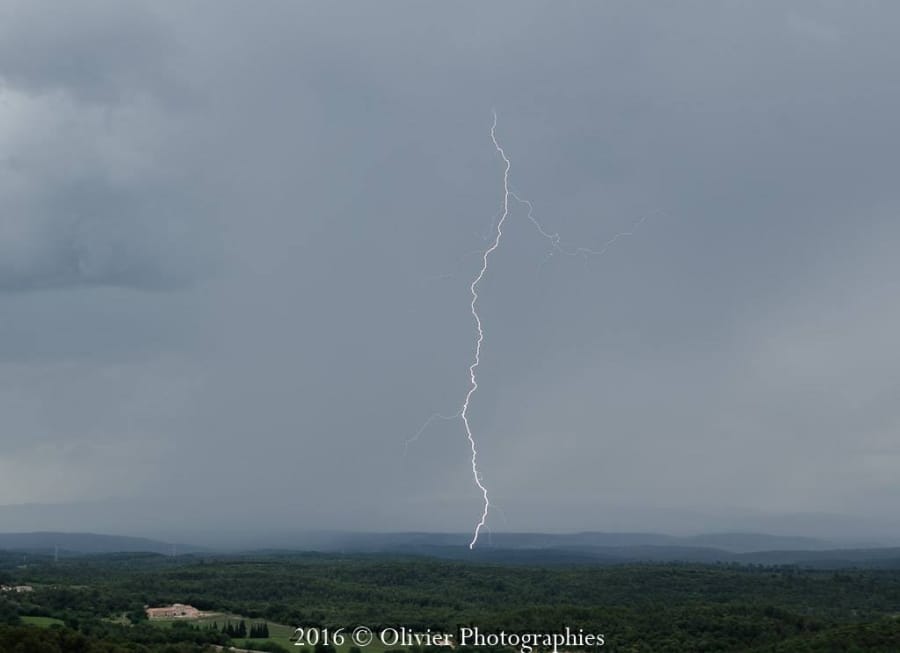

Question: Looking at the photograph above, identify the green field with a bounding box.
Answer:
[235,620,294,651]
[152,616,394,653]
[21,616,65,628]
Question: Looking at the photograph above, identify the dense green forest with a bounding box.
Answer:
[1,550,900,651]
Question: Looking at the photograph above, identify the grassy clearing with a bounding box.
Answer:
[236,624,395,653]
[149,614,290,651]
[233,619,296,650]
[151,616,394,652]
[21,616,65,628]
[105,612,132,625]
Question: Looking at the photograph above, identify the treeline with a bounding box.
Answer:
[209,618,269,638]
[0,622,227,653]
[7,552,900,651]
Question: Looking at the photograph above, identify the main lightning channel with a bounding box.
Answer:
[412,112,651,549]
[462,109,510,550]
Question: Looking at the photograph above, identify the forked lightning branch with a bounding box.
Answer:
[412,112,647,549]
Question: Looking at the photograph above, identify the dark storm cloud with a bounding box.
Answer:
[0,1,208,292]
[2,1,900,540]
[0,183,201,292]
[0,1,177,104]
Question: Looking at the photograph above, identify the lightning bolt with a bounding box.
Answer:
[458,110,513,550]
[411,111,651,549]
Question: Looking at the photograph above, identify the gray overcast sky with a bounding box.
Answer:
[2,1,900,540]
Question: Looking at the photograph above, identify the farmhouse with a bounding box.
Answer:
[0,585,33,593]
[145,603,201,619]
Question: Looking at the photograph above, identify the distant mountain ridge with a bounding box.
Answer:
[3,530,900,569]
[229,531,900,568]
[0,532,201,555]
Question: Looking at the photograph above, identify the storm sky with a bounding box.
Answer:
[2,1,900,541]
